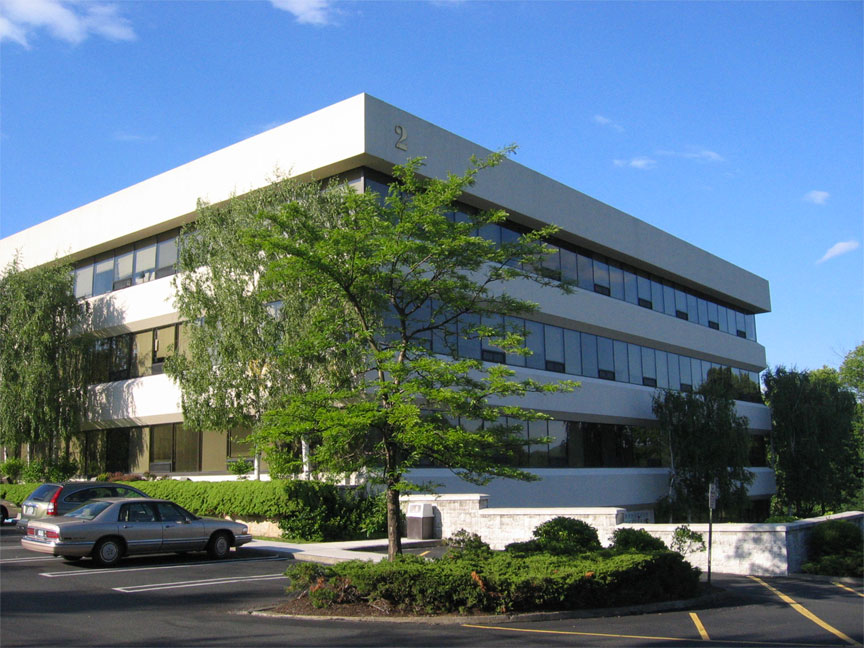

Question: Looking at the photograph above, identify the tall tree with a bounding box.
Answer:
[249,153,576,558]
[763,366,859,517]
[0,257,92,461]
[165,180,356,478]
[652,371,754,522]
[838,343,864,404]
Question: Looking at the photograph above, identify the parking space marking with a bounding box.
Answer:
[748,576,861,647]
[461,624,832,646]
[0,556,58,564]
[833,582,864,598]
[40,554,286,578]
[690,611,710,640]
[115,572,288,592]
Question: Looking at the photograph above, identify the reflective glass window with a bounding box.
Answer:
[608,262,625,300]
[131,330,153,378]
[156,233,178,278]
[580,333,598,377]
[134,240,156,285]
[544,325,565,366]
[691,358,703,389]
[547,420,567,467]
[727,308,737,335]
[154,325,176,363]
[663,284,676,316]
[93,256,114,296]
[697,298,709,326]
[623,269,638,304]
[174,424,200,472]
[651,280,664,313]
[528,419,549,467]
[708,302,719,328]
[675,289,688,319]
[679,355,692,389]
[541,247,561,279]
[593,259,610,295]
[745,314,756,341]
[736,311,746,337]
[637,275,652,308]
[500,226,520,267]
[596,336,614,380]
[564,330,581,375]
[560,249,578,283]
[628,344,642,385]
[150,425,174,465]
[114,245,134,285]
[74,264,94,299]
[613,340,629,383]
[718,305,729,333]
[655,350,669,388]
[478,223,500,245]
[641,348,656,386]
[577,254,594,290]
[687,294,699,322]
[524,320,545,370]
[668,353,681,389]
[110,335,131,381]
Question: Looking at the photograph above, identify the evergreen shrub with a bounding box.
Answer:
[611,527,668,552]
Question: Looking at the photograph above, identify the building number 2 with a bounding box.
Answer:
[394,125,407,150]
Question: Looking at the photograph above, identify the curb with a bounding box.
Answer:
[241,587,730,625]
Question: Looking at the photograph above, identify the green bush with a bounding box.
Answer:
[20,458,77,483]
[807,520,863,560]
[285,549,701,615]
[802,555,863,578]
[228,459,254,478]
[506,517,602,556]
[0,483,41,505]
[611,528,667,552]
[764,515,799,523]
[670,525,706,554]
[0,458,25,483]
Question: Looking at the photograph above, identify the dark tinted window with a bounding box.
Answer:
[26,485,60,502]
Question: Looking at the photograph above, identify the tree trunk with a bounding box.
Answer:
[386,486,402,560]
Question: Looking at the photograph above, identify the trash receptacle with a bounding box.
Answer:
[406,503,434,539]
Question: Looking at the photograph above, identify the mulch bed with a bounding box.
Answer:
[270,596,410,618]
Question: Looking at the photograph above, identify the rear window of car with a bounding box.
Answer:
[112,486,144,498]
[65,487,114,503]
[65,501,112,520]
[26,485,60,502]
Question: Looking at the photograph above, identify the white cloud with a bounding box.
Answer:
[803,190,830,205]
[0,0,135,47]
[614,157,656,170]
[269,0,334,25]
[593,114,624,132]
[656,148,725,163]
[817,240,860,264]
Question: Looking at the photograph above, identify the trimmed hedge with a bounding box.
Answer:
[802,520,863,577]
[286,549,701,615]
[0,479,386,542]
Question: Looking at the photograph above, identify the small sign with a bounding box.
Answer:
[708,481,718,509]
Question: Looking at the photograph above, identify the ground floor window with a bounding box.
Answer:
[150,423,200,473]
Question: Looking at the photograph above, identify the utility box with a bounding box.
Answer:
[405,503,435,539]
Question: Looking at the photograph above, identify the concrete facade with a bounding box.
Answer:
[0,94,773,512]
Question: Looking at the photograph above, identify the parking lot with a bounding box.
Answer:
[1,524,861,647]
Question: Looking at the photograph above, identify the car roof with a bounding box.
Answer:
[88,497,167,504]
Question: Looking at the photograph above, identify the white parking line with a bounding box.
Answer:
[40,554,286,578]
[115,573,288,593]
[0,556,58,564]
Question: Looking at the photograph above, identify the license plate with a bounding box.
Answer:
[36,529,45,537]
[25,506,34,515]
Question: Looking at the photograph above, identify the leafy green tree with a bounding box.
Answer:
[651,380,753,522]
[763,366,859,517]
[248,153,576,558]
[165,180,356,478]
[0,257,92,462]
[838,343,864,403]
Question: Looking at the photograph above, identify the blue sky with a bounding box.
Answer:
[1,0,861,373]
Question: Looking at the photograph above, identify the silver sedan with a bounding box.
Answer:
[21,497,252,566]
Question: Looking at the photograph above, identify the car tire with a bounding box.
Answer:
[93,538,123,567]
[61,556,82,562]
[207,532,231,559]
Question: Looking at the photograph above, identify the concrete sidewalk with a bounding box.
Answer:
[245,537,442,564]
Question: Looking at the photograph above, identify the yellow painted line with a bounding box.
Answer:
[461,623,828,646]
[833,582,864,598]
[748,576,861,646]
[690,611,711,640]
[418,550,430,557]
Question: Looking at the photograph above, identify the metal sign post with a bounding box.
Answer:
[707,480,718,585]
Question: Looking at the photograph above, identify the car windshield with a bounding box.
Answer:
[65,501,112,520]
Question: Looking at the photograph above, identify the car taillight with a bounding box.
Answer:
[46,487,63,515]
[45,530,59,539]
[26,527,35,536]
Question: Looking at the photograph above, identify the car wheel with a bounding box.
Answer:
[93,538,123,567]
[207,532,231,559]
[61,556,82,562]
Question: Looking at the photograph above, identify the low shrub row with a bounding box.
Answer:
[286,521,701,615]
[0,479,387,542]
[801,519,863,577]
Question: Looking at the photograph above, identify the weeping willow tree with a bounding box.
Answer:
[0,256,92,462]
